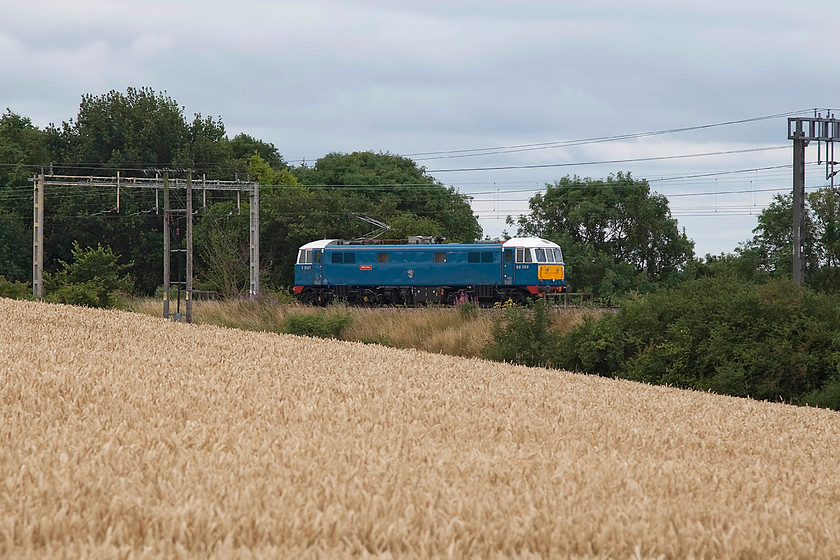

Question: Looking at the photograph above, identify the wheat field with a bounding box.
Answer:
[2,298,840,559]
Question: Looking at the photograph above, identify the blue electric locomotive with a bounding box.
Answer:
[293,237,565,305]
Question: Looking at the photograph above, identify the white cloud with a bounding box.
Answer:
[129,35,174,60]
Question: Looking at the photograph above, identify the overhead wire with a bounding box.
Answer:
[426,145,789,173]
[0,109,833,227]
[0,108,816,171]
[277,109,816,165]
[405,109,812,161]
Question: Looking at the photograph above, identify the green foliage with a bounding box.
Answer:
[0,213,30,282]
[802,375,840,410]
[293,151,482,243]
[556,315,624,376]
[360,334,395,347]
[45,242,133,308]
[737,193,802,280]
[483,300,560,368]
[40,88,191,294]
[688,251,772,284]
[174,114,235,178]
[387,213,444,240]
[46,87,187,172]
[0,276,31,299]
[0,111,49,282]
[247,152,298,187]
[230,134,286,169]
[511,173,694,299]
[557,277,840,409]
[194,200,250,297]
[37,88,262,295]
[280,310,353,339]
[0,110,50,194]
[739,188,840,294]
[457,301,480,319]
[259,287,297,305]
[453,292,479,318]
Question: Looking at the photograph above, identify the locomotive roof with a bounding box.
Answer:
[502,237,560,248]
[298,237,560,250]
[298,239,341,250]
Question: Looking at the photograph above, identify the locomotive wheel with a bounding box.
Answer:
[511,289,528,306]
[361,289,376,306]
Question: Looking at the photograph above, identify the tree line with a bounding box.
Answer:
[5,87,838,301]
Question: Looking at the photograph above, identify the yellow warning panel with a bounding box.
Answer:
[538,264,564,280]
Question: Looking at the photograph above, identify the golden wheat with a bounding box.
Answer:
[2,297,840,559]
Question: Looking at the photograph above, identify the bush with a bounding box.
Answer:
[557,276,840,409]
[45,242,133,308]
[483,300,560,368]
[556,314,624,376]
[49,279,108,308]
[802,375,840,410]
[281,310,353,339]
[0,276,31,300]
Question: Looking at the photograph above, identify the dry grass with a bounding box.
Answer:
[3,297,840,558]
[128,298,602,358]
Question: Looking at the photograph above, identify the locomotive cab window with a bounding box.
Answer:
[313,251,322,263]
[298,250,312,264]
[534,248,547,262]
[434,252,446,263]
[515,248,533,263]
[505,249,513,263]
[377,252,390,263]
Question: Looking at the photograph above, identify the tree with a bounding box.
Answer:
[511,173,694,298]
[0,110,50,281]
[230,134,286,170]
[46,87,188,173]
[738,188,840,292]
[386,213,444,239]
[173,114,234,179]
[293,151,482,243]
[809,188,840,267]
[261,186,369,289]
[39,88,244,294]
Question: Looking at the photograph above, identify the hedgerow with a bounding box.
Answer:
[556,277,840,409]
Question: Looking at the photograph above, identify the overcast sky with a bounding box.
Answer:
[3,0,839,255]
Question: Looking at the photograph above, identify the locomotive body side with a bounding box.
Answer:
[323,244,502,287]
[293,237,565,305]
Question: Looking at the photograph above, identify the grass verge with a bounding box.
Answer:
[127,297,604,358]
